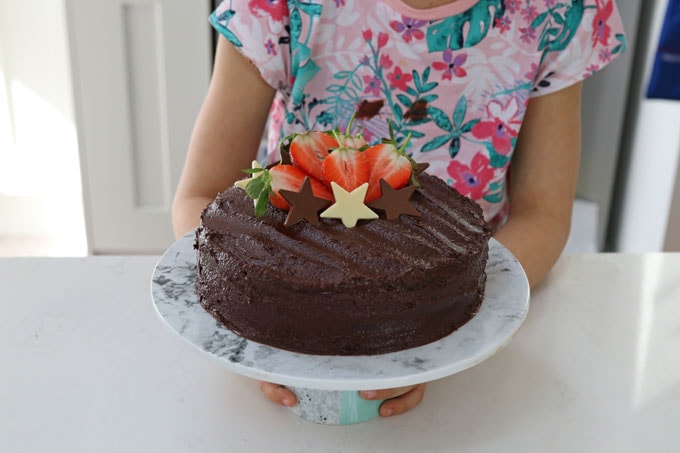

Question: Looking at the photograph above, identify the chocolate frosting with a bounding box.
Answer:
[195,173,492,355]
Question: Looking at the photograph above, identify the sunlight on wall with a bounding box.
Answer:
[0,0,87,255]
[0,77,86,255]
[0,80,80,196]
[0,69,13,159]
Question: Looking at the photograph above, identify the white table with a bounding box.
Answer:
[1,254,678,452]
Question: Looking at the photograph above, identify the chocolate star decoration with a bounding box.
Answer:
[279,177,332,227]
[320,182,378,228]
[279,148,292,165]
[367,179,421,221]
[415,162,430,176]
[279,138,293,165]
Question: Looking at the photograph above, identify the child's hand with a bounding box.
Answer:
[360,384,427,417]
[258,381,297,407]
[259,381,427,416]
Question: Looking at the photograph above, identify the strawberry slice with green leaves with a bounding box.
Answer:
[244,164,333,216]
[330,112,368,150]
[363,125,415,203]
[337,133,367,150]
[288,131,338,181]
[321,138,370,193]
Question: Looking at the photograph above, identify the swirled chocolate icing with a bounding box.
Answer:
[195,173,492,356]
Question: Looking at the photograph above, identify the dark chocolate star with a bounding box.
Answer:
[415,162,430,176]
[279,139,293,165]
[279,148,292,165]
[367,179,421,221]
[279,177,332,227]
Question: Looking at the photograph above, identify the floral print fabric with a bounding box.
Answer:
[210,0,626,227]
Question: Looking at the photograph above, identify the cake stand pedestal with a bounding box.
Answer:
[151,233,530,425]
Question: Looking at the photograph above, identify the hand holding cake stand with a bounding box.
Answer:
[151,233,530,425]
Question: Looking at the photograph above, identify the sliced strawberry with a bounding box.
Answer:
[337,134,367,149]
[289,131,338,181]
[330,113,368,150]
[363,143,413,202]
[268,165,333,210]
[321,146,370,192]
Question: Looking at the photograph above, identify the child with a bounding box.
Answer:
[172,0,626,417]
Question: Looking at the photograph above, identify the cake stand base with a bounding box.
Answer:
[286,387,384,425]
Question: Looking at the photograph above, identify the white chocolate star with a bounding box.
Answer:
[234,161,263,208]
[233,160,263,190]
[320,182,378,228]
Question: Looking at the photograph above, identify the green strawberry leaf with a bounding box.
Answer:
[245,177,266,199]
[243,167,266,174]
[254,190,270,217]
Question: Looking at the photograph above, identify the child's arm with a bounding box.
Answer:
[172,36,276,238]
[172,36,303,412]
[355,82,584,417]
[494,82,583,288]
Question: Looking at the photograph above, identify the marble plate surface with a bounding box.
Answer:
[151,233,529,391]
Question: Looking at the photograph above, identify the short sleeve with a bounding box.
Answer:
[530,0,627,97]
[210,0,290,91]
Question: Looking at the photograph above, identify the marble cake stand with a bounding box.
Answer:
[151,233,530,425]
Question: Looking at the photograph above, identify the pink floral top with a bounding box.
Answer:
[211,0,626,228]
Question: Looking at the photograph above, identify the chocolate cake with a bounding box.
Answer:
[195,172,492,356]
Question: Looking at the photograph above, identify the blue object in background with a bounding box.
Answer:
[647,0,680,100]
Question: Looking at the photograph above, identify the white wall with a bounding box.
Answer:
[615,0,680,252]
[0,0,86,254]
